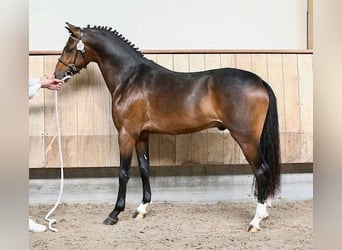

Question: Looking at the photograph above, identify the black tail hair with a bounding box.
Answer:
[259,80,281,197]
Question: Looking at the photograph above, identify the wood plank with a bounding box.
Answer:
[78,135,111,167]
[29,136,45,168]
[173,54,192,165]
[266,54,286,131]
[145,54,157,62]
[90,63,112,167]
[267,54,286,162]
[43,56,60,137]
[223,133,241,164]
[110,135,120,167]
[29,56,45,168]
[173,54,189,72]
[91,63,112,136]
[44,55,79,167]
[283,54,301,132]
[189,54,205,72]
[220,54,236,69]
[45,136,78,167]
[44,135,59,167]
[297,54,313,162]
[30,49,314,56]
[285,132,302,163]
[156,54,173,70]
[251,54,268,80]
[58,75,78,136]
[159,134,176,166]
[70,64,110,168]
[279,132,287,164]
[297,54,313,133]
[43,56,79,137]
[29,56,45,135]
[77,67,94,135]
[148,135,160,166]
[205,54,221,70]
[236,54,252,72]
[43,56,70,167]
[143,49,314,55]
[156,54,176,166]
[301,132,313,162]
[282,54,301,162]
[92,64,116,167]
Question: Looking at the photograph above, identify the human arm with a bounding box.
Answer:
[29,76,64,99]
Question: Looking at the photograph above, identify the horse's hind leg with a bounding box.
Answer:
[133,133,152,219]
[230,130,270,232]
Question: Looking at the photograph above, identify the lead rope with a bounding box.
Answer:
[44,75,71,232]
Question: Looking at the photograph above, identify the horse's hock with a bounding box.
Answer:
[29,52,312,169]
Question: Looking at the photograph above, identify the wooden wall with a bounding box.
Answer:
[29,52,313,168]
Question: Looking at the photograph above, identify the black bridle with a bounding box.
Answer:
[58,29,87,75]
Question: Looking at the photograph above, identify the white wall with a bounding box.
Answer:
[29,0,307,51]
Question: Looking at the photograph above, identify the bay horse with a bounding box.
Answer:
[54,23,281,232]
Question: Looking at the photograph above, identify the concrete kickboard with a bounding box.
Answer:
[29,173,312,205]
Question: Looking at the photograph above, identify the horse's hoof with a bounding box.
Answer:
[103,216,118,225]
[247,224,260,233]
[133,211,146,220]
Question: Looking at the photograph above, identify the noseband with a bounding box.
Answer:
[58,29,87,75]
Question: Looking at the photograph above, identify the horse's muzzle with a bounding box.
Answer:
[54,71,73,83]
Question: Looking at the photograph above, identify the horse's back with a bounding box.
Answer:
[137,65,269,134]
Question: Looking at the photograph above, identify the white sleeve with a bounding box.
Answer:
[29,78,41,99]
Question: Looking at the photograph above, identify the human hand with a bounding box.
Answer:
[39,76,64,91]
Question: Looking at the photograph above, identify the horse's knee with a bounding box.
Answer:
[119,170,129,184]
[139,166,150,178]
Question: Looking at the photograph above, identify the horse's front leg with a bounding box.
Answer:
[133,133,151,219]
[103,132,135,225]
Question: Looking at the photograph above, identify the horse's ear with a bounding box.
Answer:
[65,22,79,36]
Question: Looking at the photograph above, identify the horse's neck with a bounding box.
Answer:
[90,40,143,94]
[87,31,168,94]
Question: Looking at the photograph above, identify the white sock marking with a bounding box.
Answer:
[136,203,149,215]
[266,197,272,207]
[249,202,269,229]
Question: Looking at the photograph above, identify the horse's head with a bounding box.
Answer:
[54,22,90,81]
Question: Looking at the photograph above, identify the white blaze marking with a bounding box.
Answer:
[144,154,147,160]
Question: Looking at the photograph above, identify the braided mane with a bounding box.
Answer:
[87,24,143,57]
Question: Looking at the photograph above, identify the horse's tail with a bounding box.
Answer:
[259,80,281,197]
